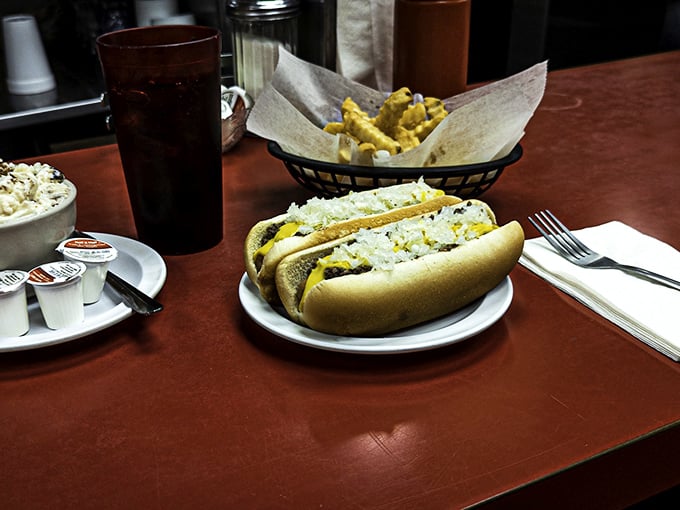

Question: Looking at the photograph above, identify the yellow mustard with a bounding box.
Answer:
[254,222,300,262]
[300,256,352,310]
[467,223,497,236]
[300,222,498,310]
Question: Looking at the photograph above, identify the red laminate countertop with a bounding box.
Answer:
[2,51,680,509]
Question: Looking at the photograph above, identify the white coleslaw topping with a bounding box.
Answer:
[325,202,494,271]
[286,178,442,235]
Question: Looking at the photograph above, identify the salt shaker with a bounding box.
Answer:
[225,0,300,100]
[392,0,471,98]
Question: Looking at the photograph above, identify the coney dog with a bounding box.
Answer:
[244,180,462,303]
[274,200,524,336]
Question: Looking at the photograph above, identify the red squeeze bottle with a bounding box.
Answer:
[392,0,471,98]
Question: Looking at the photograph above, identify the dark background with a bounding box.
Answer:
[0,0,678,160]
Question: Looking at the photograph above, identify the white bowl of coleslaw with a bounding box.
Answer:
[0,160,77,272]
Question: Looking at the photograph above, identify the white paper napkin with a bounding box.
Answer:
[520,221,680,361]
[336,0,394,91]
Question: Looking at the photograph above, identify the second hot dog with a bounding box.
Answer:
[275,199,524,336]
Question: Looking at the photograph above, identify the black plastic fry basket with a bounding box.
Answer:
[267,141,523,198]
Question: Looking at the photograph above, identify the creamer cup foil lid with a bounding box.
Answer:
[0,270,29,294]
[56,238,118,263]
[28,261,86,286]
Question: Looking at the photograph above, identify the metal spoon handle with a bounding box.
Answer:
[105,270,164,315]
[74,230,163,315]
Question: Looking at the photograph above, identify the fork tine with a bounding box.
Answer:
[537,211,586,258]
[543,210,591,256]
[528,215,552,242]
[528,212,577,258]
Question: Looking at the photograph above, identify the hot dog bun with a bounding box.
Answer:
[244,180,462,303]
[275,200,524,336]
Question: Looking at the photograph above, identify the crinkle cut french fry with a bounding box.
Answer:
[342,97,371,121]
[356,142,377,166]
[413,97,448,141]
[345,112,401,155]
[395,126,420,151]
[424,97,447,118]
[374,87,413,137]
[337,134,353,164]
[323,97,371,135]
[358,142,377,155]
[322,88,449,162]
[398,102,427,130]
[323,122,345,134]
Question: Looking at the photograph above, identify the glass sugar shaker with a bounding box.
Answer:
[225,0,300,100]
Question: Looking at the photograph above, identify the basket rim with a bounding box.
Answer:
[267,141,523,177]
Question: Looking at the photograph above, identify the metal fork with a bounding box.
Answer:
[528,210,680,292]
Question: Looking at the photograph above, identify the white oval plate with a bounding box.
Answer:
[238,273,513,354]
[0,233,166,352]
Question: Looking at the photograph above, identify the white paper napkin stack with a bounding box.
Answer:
[520,221,680,361]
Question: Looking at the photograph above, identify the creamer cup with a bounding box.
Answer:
[56,238,118,304]
[0,270,30,337]
[28,261,86,330]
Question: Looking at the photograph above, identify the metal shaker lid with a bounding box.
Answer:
[226,0,301,20]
